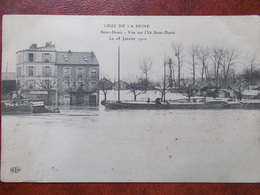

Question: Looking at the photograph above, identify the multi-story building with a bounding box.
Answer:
[16,42,99,105]
[16,42,57,104]
[56,50,99,105]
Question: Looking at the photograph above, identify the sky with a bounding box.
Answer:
[2,15,260,81]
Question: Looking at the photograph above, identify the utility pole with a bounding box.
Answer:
[163,60,166,103]
[118,45,120,102]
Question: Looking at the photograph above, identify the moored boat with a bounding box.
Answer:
[2,100,33,114]
[2,99,60,114]
[105,99,260,110]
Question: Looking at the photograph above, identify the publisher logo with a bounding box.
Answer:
[10,167,21,173]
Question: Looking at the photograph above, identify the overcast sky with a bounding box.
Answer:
[2,15,260,80]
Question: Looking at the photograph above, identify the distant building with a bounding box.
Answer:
[114,80,128,90]
[2,72,16,99]
[16,42,99,105]
[242,90,260,99]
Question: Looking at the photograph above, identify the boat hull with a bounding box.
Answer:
[105,101,260,110]
[2,104,33,114]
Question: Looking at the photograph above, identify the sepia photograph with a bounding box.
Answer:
[1,15,260,182]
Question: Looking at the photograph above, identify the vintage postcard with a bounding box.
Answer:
[1,15,260,182]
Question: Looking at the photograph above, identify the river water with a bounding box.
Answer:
[1,91,260,182]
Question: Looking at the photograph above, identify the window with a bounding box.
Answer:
[77,81,84,90]
[63,81,70,90]
[28,66,34,76]
[90,68,97,79]
[63,55,69,61]
[78,67,83,78]
[17,67,22,77]
[43,66,51,77]
[43,53,51,62]
[28,80,34,89]
[28,53,34,62]
[91,81,97,91]
[83,55,88,61]
[64,67,71,77]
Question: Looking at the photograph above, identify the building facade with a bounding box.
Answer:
[16,42,99,105]
[56,51,99,105]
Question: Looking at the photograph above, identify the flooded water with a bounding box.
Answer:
[1,91,260,182]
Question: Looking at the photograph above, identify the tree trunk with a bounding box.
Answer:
[104,91,107,101]
[201,64,204,82]
[47,91,51,105]
[192,57,195,84]
[178,60,181,89]
[134,91,137,101]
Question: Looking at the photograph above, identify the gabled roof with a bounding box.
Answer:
[56,51,99,65]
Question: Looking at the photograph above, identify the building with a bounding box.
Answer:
[16,42,99,105]
[114,80,128,90]
[242,90,260,99]
[2,72,16,99]
[16,42,57,104]
[56,50,99,105]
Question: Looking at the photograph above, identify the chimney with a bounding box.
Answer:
[29,43,37,49]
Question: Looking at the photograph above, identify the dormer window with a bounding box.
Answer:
[63,55,69,61]
[83,55,88,61]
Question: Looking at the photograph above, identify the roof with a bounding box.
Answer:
[220,89,233,94]
[2,72,16,80]
[56,51,99,65]
[242,90,260,96]
[16,42,56,53]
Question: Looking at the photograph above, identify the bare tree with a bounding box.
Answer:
[180,79,198,102]
[98,75,113,101]
[233,74,244,101]
[210,47,224,96]
[243,53,260,87]
[172,42,184,89]
[36,79,56,105]
[14,81,27,99]
[126,76,146,101]
[196,47,210,83]
[189,45,198,84]
[139,57,153,92]
[153,77,166,101]
[221,48,240,86]
[63,77,87,105]
[167,57,175,90]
